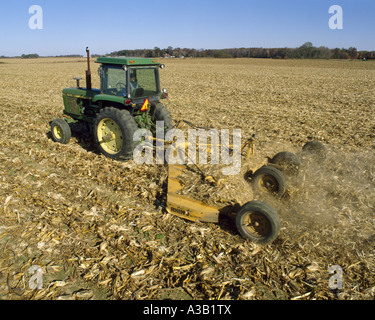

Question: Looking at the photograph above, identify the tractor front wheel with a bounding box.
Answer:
[94,107,138,160]
[50,118,71,144]
[236,201,280,245]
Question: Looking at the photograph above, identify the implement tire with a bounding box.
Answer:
[252,166,286,197]
[94,107,138,160]
[269,151,301,176]
[236,201,280,245]
[302,141,326,156]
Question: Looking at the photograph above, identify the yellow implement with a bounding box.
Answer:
[163,133,285,245]
[165,137,255,223]
[166,164,222,223]
[158,120,308,244]
[165,163,281,245]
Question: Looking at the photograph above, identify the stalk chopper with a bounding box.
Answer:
[50,48,322,245]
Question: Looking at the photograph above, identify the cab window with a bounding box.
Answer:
[101,66,127,96]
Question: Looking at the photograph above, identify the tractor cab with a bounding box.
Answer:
[96,57,167,105]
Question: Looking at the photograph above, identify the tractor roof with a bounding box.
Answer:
[95,56,161,66]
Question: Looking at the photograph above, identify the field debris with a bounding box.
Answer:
[0,57,374,300]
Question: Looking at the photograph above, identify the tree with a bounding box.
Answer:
[301,42,313,48]
[348,47,358,59]
[166,46,174,55]
[297,42,313,58]
[145,50,153,58]
[153,47,161,57]
[21,53,39,59]
[213,50,233,58]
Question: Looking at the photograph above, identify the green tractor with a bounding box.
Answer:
[50,48,172,160]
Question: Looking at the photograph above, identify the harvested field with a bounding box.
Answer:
[0,57,374,300]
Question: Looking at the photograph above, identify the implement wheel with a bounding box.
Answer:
[94,107,138,160]
[269,151,301,176]
[252,166,286,197]
[302,141,326,156]
[50,118,71,144]
[236,201,280,245]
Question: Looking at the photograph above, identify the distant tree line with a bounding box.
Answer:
[1,43,373,60]
[54,54,82,58]
[21,53,40,59]
[109,43,375,60]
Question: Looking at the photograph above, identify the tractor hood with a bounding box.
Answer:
[62,87,100,99]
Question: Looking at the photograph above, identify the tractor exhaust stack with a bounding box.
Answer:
[86,47,92,91]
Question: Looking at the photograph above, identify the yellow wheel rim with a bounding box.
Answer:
[53,126,63,140]
[242,211,271,238]
[97,118,123,155]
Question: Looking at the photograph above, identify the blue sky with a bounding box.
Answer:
[0,0,374,56]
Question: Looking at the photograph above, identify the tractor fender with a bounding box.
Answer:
[92,94,126,105]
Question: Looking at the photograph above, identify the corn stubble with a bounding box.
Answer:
[0,57,374,300]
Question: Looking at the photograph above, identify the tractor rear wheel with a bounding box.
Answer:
[50,118,71,144]
[153,103,173,130]
[236,201,280,245]
[94,107,138,160]
[251,166,286,197]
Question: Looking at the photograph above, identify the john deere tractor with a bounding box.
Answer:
[50,48,172,160]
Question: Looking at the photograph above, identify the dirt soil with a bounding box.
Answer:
[0,57,374,300]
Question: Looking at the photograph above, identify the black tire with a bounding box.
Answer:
[153,103,173,130]
[94,107,138,160]
[50,118,71,144]
[302,141,326,156]
[269,151,301,176]
[252,166,286,197]
[236,201,280,245]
